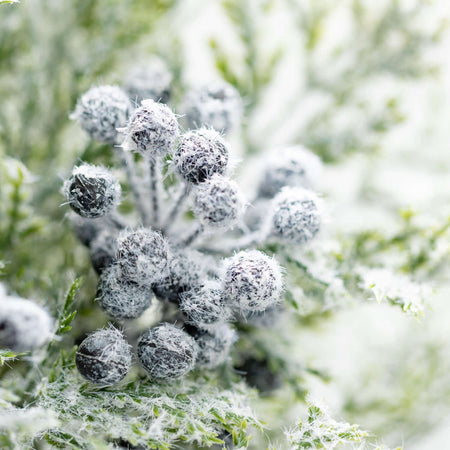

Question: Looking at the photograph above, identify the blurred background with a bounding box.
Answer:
[1,0,450,448]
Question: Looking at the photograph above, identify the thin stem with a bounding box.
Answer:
[117,148,150,226]
[162,183,191,232]
[183,223,205,246]
[148,156,162,227]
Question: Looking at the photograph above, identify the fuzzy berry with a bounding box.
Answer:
[76,327,132,385]
[223,250,283,314]
[174,128,229,184]
[137,323,198,380]
[71,85,131,144]
[63,164,121,219]
[97,264,153,320]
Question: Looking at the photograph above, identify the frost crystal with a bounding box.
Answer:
[116,228,170,286]
[97,264,153,319]
[120,99,179,156]
[0,296,53,352]
[258,145,323,198]
[174,128,229,184]
[124,59,172,104]
[184,81,242,133]
[63,164,121,218]
[223,250,283,314]
[270,187,321,245]
[75,327,132,385]
[193,174,244,229]
[137,323,198,380]
[71,85,131,144]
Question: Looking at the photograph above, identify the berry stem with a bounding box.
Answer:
[148,156,161,227]
[117,148,150,225]
[183,223,205,246]
[162,183,191,232]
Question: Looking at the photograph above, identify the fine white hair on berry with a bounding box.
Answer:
[0,297,53,352]
[238,303,285,327]
[184,80,242,133]
[180,281,231,331]
[71,85,131,144]
[116,228,170,287]
[90,230,119,274]
[97,264,153,320]
[137,323,198,380]
[270,187,321,245]
[191,323,237,369]
[193,174,244,229]
[223,250,283,314]
[258,145,323,198]
[152,247,207,304]
[120,99,179,157]
[124,59,172,105]
[75,327,132,386]
[63,164,121,219]
[174,128,229,184]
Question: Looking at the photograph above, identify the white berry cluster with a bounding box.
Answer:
[65,61,324,385]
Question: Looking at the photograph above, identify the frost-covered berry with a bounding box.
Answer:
[184,81,242,133]
[270,187,321,245]
[137,323,198,380]
[192,323,237,369]
[97,264,152,319]
[71,85,131,144]
[116,228,169,287]
[152,247,206,304]
[258,146,323,198]
[174,128,229,184]
[63,164,121,219]
[180,282,231,330]
[90,230,119,274]
[120,99,179,156]
[124,59,172,104]
[193,175,244,229]
[76,327,132,386]
[223,250,283,314]
[0,297,53,352]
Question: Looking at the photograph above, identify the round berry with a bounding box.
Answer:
[270,187,321,245]
[71,85,131,144]
[76,327,132,386]
[193,175,244,229]
[116,228,169,287]
[174,128,229,184]
[97,264,153,319]
[63,164,121,219]
[90,230,118,274]
[223,250,283,314]
[137,323,198,380]
[184,81,242,133]
[121,99,179,157]
[0,297,53,352]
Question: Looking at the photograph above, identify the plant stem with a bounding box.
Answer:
[162,183,191,232]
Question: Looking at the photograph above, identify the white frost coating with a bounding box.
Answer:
[137,323,198,380]
[120,99,179,157]
[258,145,323,198]
[0,296,53,352]
[63,164,121,219]
[70,85,131,144]
[223,250,283,314]
[184,80,243,133]
[269,187,322,245]
[193,174,244,229]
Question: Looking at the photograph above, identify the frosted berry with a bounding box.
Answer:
[63,164,121,218]
[116,228,169,287]
[223,250,283,314]
[193,174,244,229]
[97,264,152,319]
[174,128,229,184]
[90,230,119,274]
[270,187,321,245]
[71,85,131,144]
[76,327,132,385]
[120,99,179,157]
[184,81,242,133]
[137,323,198,380]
